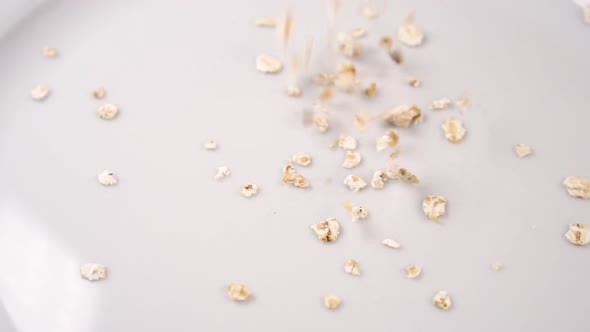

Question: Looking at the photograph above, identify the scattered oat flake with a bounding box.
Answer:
[382,238,401,249]
[344,201,368,222]
[382,105,422,127]
[338,33,362,57]
[311,218,340,242]
[514,144,533,158]
[344,259,361,275]
[313,113,329,132]
[423,195,447,222]
[324,294,342,310]
[312,72,334,86]
[562,176,590,199]
[354,112,370,130]
[43,46,57,57]
[31,85,49,100]
[256,54,282,73]
[442,118,466,143]
[344,174,367,192]
[380,35,393,49]
[240,184,258,197]
[407,77,422,87]
[227,283,251,301]
[204,140,217,150]
[80,263,107,281]
[364,82,377,96]
[398,12,424,47]
[285,85,302,97]
[292,152,312,166]
[93,87,106,99]
[282,162,310,188]
[342,150,362,169]
[371,171,388,189]
[97,103,119,120]
[338,134,357,150]
[433,291,452,310]
[430,98,452,111]
[491,262,503,271]
[386,164,419,184]
[455,92,472,112]
[214,166,230,180]
[255,17,277,27]
[376,131,399,151]
[404,265,421,278]
[97,170,117,186]
[350,27,367,38]
[319,86,335,100]
[565,224,590,246]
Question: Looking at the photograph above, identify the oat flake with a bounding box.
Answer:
[80,263,107,281]
[214,166,230,180]
[423,195,447,222]
[514,144,533,158]
[311,218,340,242]
[256,54,282,73]
[324,294,342,309]
[354,112,371,130]
[386,164,419,184]
[240,184,258,197]
[282,162,310,188]
[433,291,452,310]
[562,176,590,199]
[442,118,466,143]
[371,171,388,189]
[382,238,401,249]
[455,92,472,112]
[97,170,117,186]
[31,85,49,100]
[255,17,278,27]
[292,152,312,166]
[398,13,424,47]
[344,174,367,192]
[97,103,119,120]
[227,283,251,301]
[204,140,217,150]
[43,46,57,57]
[382,105,422,127]
[430,98,452,111]
[491,262,503,271]
[376,131,399,151]
[344,259,361,275]
[342,150,362,169]
[93,87,106,99]
[285,86,302,97]
[404,265,421,278]
[338,134,357,150]
[565,224,590,245]
[407,77,422,87]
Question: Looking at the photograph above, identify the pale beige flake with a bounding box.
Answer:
[97,103,119,120]
[433,291,452,310]
[398,12,424,47]
[491,261,503,271]
[97,170,117,186]
[344,174,367,192]
[342,150,362,169]
[334,63,359,92]
[255,17,278,27]
[350,27,367,38]
[565,224,590,246]
[423,195,447,222]
[386,164,419,184]
[344,201,368,222]
[382,105,422,127]
[282,162,310,188]
[227,283,251,301]
[430,97,451,111]
[214,166,231,180]
[80,263,107,281]
[292,152,312,166]
[407,77,422,87]
[276,11,294,53]
[376,131,399,151]
[313,113,329,132]
[442,118,466,143]
[382,238,401,249]
[256,54,282,73]
[338,134,357,150]
[455,92,472,112]
[204,140,218,150]
[93,87,106,99]
[563,176,590,199]
[240,184,258,197]
[354,112,371,130]
[514,144,533,158]
[337,33,361,57]
[312,72,335,86]
[311,218,340,242]
[43,46,57,57]
[31,85,49,100]
[371,171,388,189]
[324,294,342,310]
[364,82,377,97]
[404,265,421,278]
[344,259,361,275]
[285,85,302,97]
[585,5,590,24]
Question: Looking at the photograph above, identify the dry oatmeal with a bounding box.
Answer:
[371,171,388,189]
[491,262,503,271]
[514,144,533,158]
[381,105,422,127]
[433,291,451,310]
[43,46,57,57]
[240,184,259,197]
[344,201,368,222]
[31,85,49,100]
[256,54,282,73]
[344,174,367,192]
[285,85,302,97]
[324,294,342,309]
[311,218,340,242]
[350,27,367,38]
[407,77,422,87]
[386,164,419,184]
[442,118,466,143]
[313,113,329,132]
[204,140,218,150]
[404,265,421,278]
[364,82,377,97]
[565,224,590,245]
[430,97,452,111]
[423,195,447,222]
[376,131,399,151]
[214,166,230,180]
[97,170,117,186]
[282,162,310,188]
[292,152,312,166]
[562,176,590,199]
[80,263,107,281]
[93,87,106,99]
[344,259,361,275]
[97,103,119,120]
[342,150,362,168]
[255,17,278,27]
[398,12,424,47]
[455,92,472,112]
[227,283,251,301]
[338,134,358,150]
[382,238,401,249]
[354,112,371,130]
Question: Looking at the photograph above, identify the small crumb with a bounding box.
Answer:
[292,152,312,166]
[311,218,340,242]
[256,54,282,73]
[514,144,533,158]
[93,87,106,99]
[376,131,399,151]
[324,294,342,310]
[386,164,419,184]
[382,238,401,249]
[227,283,251,301]
[389,49,404,64]
[442,118,466,143]
[240,184,258,197]
[379,36,393,49]
[344,259,361,275]
[97,170,117,186]
[562,176,590,199]
[96,103,119,120]
[404,265,421,278]
[407,77,422,87]
[286,85,302,97]
[430,98,452,111]
[455,92,472,112]
[337,33,362,57]
[80,263,107,281]
[354,112,371,130]
[43,46,57,57]
[31,85,49,100]
[381,105,422,127]
[350,27,367,38]
[565,224,590,246]
[371,171,388,189]
[344,174,367,192]
[491,261,503,271]
[342,150,362,169]
[398,12,424,47]
[423,195,447,222]
[255,17,278,27]
[433,291,452,310]
[204,140,218,150]
[214,166,230,180]
[338,134,357,150]
[364,82,377,97]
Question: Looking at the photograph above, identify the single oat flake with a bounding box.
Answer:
[442,118,466,143]
[371,171,388,189]
[404,265,421,278]
[338,134,357,150]
[343,201,368,222]
[204,140,217,150]
[376,131,399,152]
[240,184,259,197]
[337,33,362,57]
[97,170,117,186]
[398,12,425,47]
[430,98,452,111]
[407,77,422,87]
[227,283,251,301]
[344,259,361,275]
[312,113,329,132]
[386,164,419,184]
[423,195,447,222]
[455,92,472,112]
[282,162,310,188]
[256,54,282,73]
[491,262,503,271]
[562,176,590,199]
[93,87,106,99]
[354,112,371,130]
[565,224,590,246]
[433,291,452,310]
[514,144,533,158]
[214,166,230,180]
[364,82,377,97]
[292,152,312,166]
[311,218,340,242]
[31,85,49,100]
[285,85,302,97]
[342,150,362,169]
[80,263,107,281]
[255,17,278,27]
[382,238,401,249]
[97,103,119,120]
[324,294,342,310]
[344,174,367,192]
[43,46,57,57]
[350,27,367,38]
[382,104,422,127]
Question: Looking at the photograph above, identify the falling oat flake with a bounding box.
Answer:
[282,162,310,188]
[562,176,590,199]
[43,46,57,57]
[255,17,278,27]
[404,265,421,278]
[371,171,388,189]
[344,174,367,192]
[214,166,231,180]
[442,118,466,143]
[423,195,447,222]
[455,92,472,112]
[204,140,218,150]
[93,87,106,99]
[344,259,361,275]
[240,184,259,197]
[31,85,49,101]
[97,103,119,120]
[433,291,452,310]
[97,170,117,186]
[291,152,312,166]
[565,224,590,246]
[382,238,401,249]
[227,283,251,301]
[430,97,452,111]
[338,134,358,150]
[584,5,590,24]
[376,131,399,152]
[324,294,342,309]
[311,218,340,242]
[514,144,533,158]
[342,150,362,169]
[382,104,422,128]
[398,12,425,47]
[491,261,503,271]
[256,54,282,73]
[80,263,107,281]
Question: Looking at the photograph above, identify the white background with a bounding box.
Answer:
[1,0,589,331]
